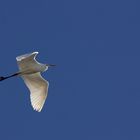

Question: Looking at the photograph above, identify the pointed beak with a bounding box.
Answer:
[46,64,56,67]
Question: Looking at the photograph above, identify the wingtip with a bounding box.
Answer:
[32,51,39,54]
[16,51,39,61]
[32,105,43,112]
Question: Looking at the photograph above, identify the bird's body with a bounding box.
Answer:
[0,52,55,112]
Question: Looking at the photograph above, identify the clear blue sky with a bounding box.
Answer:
[0,0,140,139]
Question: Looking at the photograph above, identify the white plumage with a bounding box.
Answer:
[0,52,55,112]
[22,73,49,112]
[16,52,49,112]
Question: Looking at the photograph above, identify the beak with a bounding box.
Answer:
[46,64,56,67]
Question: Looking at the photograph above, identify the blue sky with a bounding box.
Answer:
[0,0,140,139]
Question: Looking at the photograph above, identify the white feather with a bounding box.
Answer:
[22,73,49,112]
[16,52,49,112]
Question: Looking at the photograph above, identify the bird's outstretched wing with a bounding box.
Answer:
[16,52,39,70]
[22,72,49,112]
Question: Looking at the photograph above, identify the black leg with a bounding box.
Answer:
[0,76,7,81]
[0,72,20,82]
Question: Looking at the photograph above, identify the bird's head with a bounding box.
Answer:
[41,64,56,72]
[45,64,56,70]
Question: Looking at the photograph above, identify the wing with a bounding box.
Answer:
[16,52,39,70]
[22,72,49,112]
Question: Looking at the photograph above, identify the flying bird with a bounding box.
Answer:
[0,52,55,112]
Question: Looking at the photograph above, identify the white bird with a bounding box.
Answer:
[0,52,55,112]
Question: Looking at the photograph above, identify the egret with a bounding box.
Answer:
[0,52,55,112]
